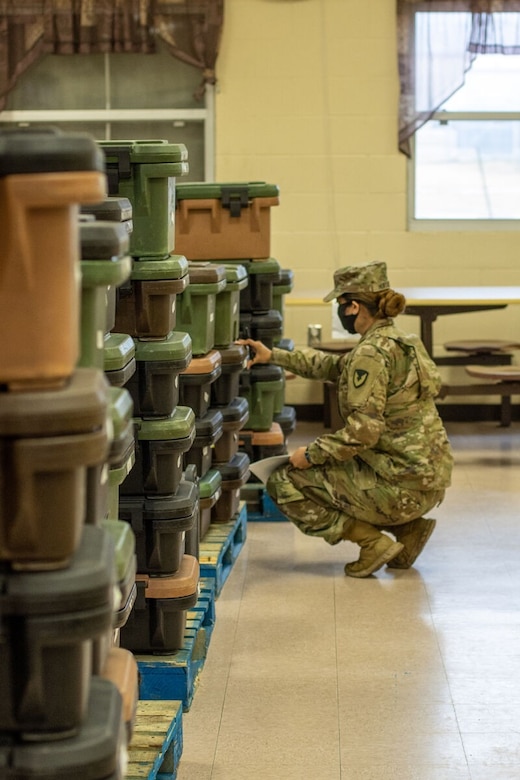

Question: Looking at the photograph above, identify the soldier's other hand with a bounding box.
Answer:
[290,446,312,470]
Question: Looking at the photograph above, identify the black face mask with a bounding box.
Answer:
[337,302,358,334]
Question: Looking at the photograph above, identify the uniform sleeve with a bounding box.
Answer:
[306,348,388,464]
[271,346,344,382]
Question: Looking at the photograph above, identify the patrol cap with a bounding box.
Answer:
[323,261,390,302]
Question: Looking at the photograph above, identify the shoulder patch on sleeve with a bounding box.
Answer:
[353,368,369,388]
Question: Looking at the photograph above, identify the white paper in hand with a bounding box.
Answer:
[248,455,290,483]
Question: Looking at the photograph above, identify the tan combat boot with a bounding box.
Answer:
[343,520,404,578]
[386,517,436,569]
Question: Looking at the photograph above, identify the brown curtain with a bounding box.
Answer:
[398,0,520,156]
[0,0,224,111]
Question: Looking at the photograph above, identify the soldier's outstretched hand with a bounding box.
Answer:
[236,338,272,368]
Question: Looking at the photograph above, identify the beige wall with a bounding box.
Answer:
[215,0,520,405]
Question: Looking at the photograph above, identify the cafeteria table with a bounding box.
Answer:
[400,286,520,359]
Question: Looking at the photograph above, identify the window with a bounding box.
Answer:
[410,12,520,229]
[0,41,214,181]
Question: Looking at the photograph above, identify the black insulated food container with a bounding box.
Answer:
[119,478,198,576]
[0,676,125,779]
[0,368,111,570]
[0,525,116,739]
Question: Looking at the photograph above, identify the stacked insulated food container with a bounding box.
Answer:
[173,181,296,510]
[97,139,200,655]
[0,126,131,779]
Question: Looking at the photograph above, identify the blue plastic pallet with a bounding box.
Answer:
[199,502,247,595]
[245,486,287,522]
[126,700,183,780]
[137,578,216,711]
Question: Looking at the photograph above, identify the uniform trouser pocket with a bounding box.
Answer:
[266,464,350,545]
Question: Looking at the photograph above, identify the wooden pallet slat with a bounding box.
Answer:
[126,700,183,780]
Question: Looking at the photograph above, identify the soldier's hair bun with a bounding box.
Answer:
[377,290,406,318]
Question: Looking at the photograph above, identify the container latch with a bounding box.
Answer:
[221,185,249,217]
[103,147,132,195]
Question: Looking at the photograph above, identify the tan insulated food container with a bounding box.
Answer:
[101,646,139,741]
[179,349,222,418]
[0,127,106,389]
[119,554,199,653]
[175,182,279,260]
[113,254,189,339]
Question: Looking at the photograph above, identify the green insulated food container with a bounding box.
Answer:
[212,263,249,347]
[175,181,280,260]
[105,385,135,521]
[238,364,285,431]
[176,262,227,355]
[239,257,282,313]
[99,139,189,257]
[103,332,136,387]
[114,254,189,339]
[198,467,222,540]
[126,330,192,418]
[121,406,196,496]
[79,219,132,370]
[100,518,137,637]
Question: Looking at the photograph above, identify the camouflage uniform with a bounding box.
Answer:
[266,319,453,545]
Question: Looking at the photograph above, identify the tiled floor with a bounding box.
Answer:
[176,420,520,780]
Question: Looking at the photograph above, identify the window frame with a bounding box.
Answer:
[407,8,520,231]
[408,109,520,231]
[0,52,215,181]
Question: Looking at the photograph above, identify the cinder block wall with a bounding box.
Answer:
[216,0,520,406]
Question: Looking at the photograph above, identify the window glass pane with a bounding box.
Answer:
[0,120,204,181]
[4,42,203,111]
[415,120,520,219]
[5,55,106,110]
[110,42,202,109]
[443,53,520,112]
[415,12,472,112]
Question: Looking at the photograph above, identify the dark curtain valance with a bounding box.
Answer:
[0,0,224,111]
[398,0,520,156]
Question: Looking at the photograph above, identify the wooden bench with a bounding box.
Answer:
[440,341,520,426]
[440,365,520,427]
